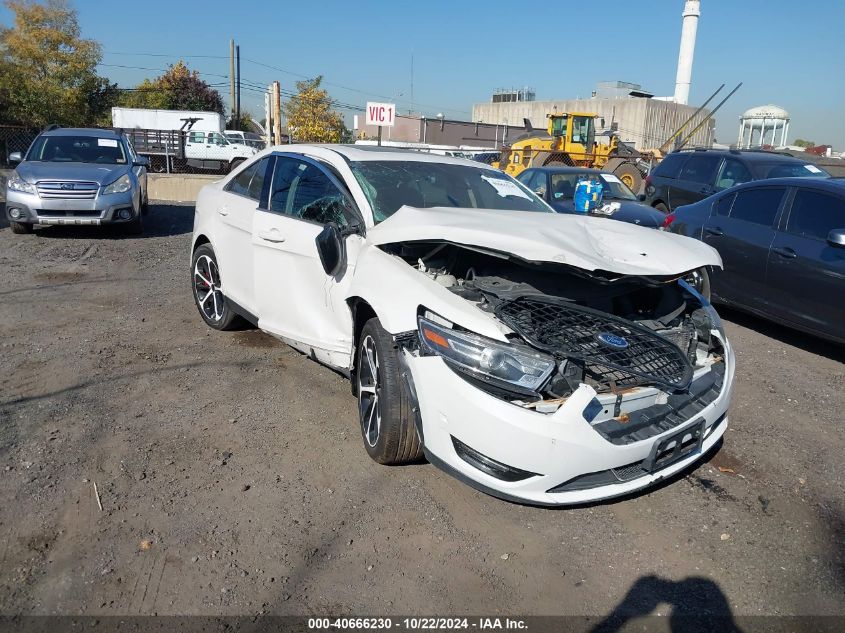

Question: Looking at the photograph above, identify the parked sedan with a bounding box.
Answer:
[190,145,733,506]
[517,167,667,228]
[668,177,845,343]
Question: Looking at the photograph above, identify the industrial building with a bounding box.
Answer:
[472,0,715,151]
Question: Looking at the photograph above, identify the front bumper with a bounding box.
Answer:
[4,188,139,226]
[406,334,735,506]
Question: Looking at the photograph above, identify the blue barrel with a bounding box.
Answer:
[573,178,604,213]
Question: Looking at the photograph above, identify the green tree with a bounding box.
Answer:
[0,0,117,126]
[120,60,224,114]
[793,139,815,148]
[227,111,256,132]
[282,76,346,143]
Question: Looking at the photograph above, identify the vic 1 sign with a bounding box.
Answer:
[365,102,396,127]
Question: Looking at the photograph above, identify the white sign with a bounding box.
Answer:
[481,175,531,200]
[365,102,396,127]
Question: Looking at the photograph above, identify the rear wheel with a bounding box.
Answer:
[356,317,423,465]
[228,158,245,174]
[10,221,33,234]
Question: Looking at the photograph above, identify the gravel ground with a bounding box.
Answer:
[0,204,843,619]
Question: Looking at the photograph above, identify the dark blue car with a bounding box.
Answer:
[668,177,845,344]
[516,167,667,228]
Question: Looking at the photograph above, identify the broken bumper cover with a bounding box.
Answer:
[405,335,734,506]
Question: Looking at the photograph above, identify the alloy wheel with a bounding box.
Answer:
[358,335,381,447]
[194,254,224,322]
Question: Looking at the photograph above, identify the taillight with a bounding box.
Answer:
[662,213,676,229]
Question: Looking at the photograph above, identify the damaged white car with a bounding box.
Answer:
[190,145,735,505]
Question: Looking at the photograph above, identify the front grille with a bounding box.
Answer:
[36,181,99,200]
[36,210,100,218]
[495,296,693,390]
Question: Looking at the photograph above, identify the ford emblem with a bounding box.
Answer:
[597,332,629,350]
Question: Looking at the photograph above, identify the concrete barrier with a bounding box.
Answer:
[148,173,220,203]
[1,169,219,203]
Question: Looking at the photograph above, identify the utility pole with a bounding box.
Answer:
[273,81,282,146]
[235,45,241,127]
[229,39,236,121]
[264,88,271,148]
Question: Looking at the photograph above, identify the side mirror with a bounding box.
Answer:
[637,194,647,202]
[134,156,150,168]
[9,152,22,163]
[316,222,346,277]
[827,229,845,248]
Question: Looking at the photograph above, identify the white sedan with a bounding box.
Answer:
[189,145,735,506]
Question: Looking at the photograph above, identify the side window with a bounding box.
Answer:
[527,171,546,195]
[728,187,786,226]
[188,131,205,143]
[225,161,259,198]
[515,170,533,186]
[652,154,687,179]
[714,192,735,216]
[678,155,721,185]
[290,163,349,226]
[247,158,269,201]
[716,159,752,191]
[786,189,844,241]
[269,157,349,226]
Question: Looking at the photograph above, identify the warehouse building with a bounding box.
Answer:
[472,82,715,151]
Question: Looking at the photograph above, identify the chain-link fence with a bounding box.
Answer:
[0,123,269,175]
[0,125,38,167]
[123,128,268,175]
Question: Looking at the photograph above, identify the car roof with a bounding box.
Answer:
[670,149,814,164]
[724,177,844,194]
[41,127,122,139]
[272,144,496,167]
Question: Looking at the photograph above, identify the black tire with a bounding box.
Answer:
[124,212,143,235]
[191,244,243,331]
[141,192,150,216]
[654,202,669,214]
[10,221,33,234]
[686,267,712,302]
[228,158,245,174]
[356,317,423,465]
[613,162,643,193]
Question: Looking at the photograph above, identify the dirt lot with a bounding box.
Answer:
[0,204,843,620]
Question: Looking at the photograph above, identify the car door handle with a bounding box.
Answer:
[217,206,229,216]
[258,229,285,243]
[772,246,797,259]
[704,227,724,237]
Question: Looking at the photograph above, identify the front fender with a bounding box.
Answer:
[346,245,509,340]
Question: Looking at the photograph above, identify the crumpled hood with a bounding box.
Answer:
[367,206,722,277]
[15,162,130,186]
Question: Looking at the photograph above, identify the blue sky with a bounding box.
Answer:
[3,0,843,148]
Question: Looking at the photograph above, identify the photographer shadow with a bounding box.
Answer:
[590,575,743,633]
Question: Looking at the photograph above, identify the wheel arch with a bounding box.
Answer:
[192,233,211,252]
[346,296,378,395]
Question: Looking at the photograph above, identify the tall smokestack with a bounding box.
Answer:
[674,0,700,105]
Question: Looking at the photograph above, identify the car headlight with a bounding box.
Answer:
[418,313,555,393]
[680,278,725,339]
[7,174,37,195]
[103,174,132,195]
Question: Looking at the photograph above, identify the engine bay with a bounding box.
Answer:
[384,240,725,399]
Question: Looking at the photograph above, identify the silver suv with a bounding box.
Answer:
[5,127,149,235]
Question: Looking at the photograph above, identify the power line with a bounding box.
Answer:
[99,51,471,118]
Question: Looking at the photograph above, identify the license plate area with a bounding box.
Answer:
[643,418,706,473]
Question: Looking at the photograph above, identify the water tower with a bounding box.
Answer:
[738,105,790,148]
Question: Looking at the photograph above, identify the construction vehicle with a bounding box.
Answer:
[494,84,741,193]
[494,112,648,190]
